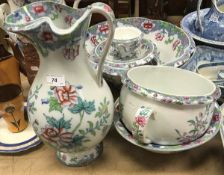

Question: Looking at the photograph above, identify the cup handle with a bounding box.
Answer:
[88,3,115,87]
[73,0,81,9]
[132,106,153,144]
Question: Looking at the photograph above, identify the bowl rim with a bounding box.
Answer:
[122,65,220,105]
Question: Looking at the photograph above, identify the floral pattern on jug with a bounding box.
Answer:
[57,143,103,166]
[6,2,88,57]
[28,82,112,152]
[4,1,115,166]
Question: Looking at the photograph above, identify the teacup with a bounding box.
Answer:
[120,65,220,145]
[111,26,143,59]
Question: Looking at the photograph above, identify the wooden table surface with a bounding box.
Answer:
[0,127,223,175]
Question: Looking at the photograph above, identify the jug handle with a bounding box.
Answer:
[73,0,81,9]
[88,3,115,87]
[196,0,217,33]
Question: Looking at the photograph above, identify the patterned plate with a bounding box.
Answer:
[0,106,41,153]
[182,45,224,72]
[181,9,224,47]
[86,17,195,76]
[114,100,221,153]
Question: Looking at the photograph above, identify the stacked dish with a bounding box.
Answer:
[85,17,195,85]
[114,65,221,153]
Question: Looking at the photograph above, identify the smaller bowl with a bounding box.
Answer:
[111,26,143,59]
[120,65,220,146]
[196,61,224,104]
[196,62,224,81]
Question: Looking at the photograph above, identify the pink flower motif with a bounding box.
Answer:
[63,44,80,61]
[212,113,220,122]
[38,25,57,43]
[173,40,180,51]
[42,127,73,146]
[64,15,73,26]
[25,16,31,22]
[90,35,98,46]
[41,31,53,42]
[142,20,154,30]
[135,116,146,127]
[104,4,112,12]
[55,83,78,107]
[32,4,47,16]
[98,24,109,35]
[155,33,164,41]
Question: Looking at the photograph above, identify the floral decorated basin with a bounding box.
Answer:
[114,99,221,153]
[181,8,224,47]
[85,17,195,78]
[120,65,220,145]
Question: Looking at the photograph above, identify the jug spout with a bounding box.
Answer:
[3,1,91,57]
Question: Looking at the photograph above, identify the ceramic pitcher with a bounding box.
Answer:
[4,1,115,166]
[196,0,224,41]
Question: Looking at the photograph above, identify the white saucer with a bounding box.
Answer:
[114,100,221,153]
[95,38,155,62]
[91,38,157,76]
[0,109,41,153]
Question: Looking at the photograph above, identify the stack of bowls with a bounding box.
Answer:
[86,17,195,86]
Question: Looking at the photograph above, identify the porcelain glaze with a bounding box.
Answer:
[182,45,224,103]
[114,99,221,153]
[195,0,224,42]
[120,65,220,145]
[7,0,65,11]
[86,17,195,85]
[111,26,143,59]
[4,1,115,166]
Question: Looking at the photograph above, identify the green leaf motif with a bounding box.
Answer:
[88,121,94,129]
[49,97,63,113]
[188,120,196,126]
[28,102,37,115]
[79,130,85,135]
[69,97,95,115]
[11,121,19,129]
[45,115,71,129]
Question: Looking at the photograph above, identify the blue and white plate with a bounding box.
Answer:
[0,106,41,153]
[182,45,224,72]
[114,100,221,153]
[181,9,224,47]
